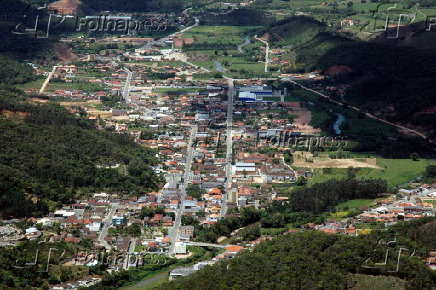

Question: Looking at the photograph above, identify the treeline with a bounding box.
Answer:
[161,227,436,289]
[259,178,386,228]
[0,91,162,218]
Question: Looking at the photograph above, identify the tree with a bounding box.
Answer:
[296,176,307,186]
[410,152,419,161]
[337,148,345,159]
[347,1,353,7]
[425,165,436,178]
[186,184,205,200]
[347,166,356,179]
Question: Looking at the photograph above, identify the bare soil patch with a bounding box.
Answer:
[292,108,321,135]
[49,0,81,14]
[324,65,353,76]
[54,43,78,62]
[292,152,381,169]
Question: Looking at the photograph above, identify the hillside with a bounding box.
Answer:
[0,89,161,218]
[161,221,436,289]
[264,17,436,139]
[262,16,326,47]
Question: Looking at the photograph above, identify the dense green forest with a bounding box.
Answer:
[0,89,162,218]
[162,219,436,289]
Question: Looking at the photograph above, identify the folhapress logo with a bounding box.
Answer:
[360,3,436,38]
[75,16,171,34]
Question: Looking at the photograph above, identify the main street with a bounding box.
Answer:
[223,78,234,210]
[123,238,137,270]
[168,124,198,256]
[97,203,118,250]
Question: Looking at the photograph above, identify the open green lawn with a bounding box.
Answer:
[308,156,435,188]
[335,199,375,211]
[183,25,261,45]
[368,158,435,187]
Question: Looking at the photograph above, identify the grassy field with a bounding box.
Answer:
[335,199,375,211]
[18,78,46,91]
[182,25,271,77]
[46,81,102,92]
[183,25,261,45]
[308,157,435,188]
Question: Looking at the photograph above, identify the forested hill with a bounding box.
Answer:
[162,219,436,289]
[0,90,161,218]
[262,17,436,139]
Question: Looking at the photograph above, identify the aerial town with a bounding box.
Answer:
[1,0,436,289]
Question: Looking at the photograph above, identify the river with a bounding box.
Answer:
[213,60,224,72]
[238,35,251,52]
[333,113,345,135]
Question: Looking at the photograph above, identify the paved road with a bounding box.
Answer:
[168,125,198,256]
[39,65,58,93]
[223,78,235,205]
[123,238,137,270]
[98,203,118,250]
[122,68,132,103]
